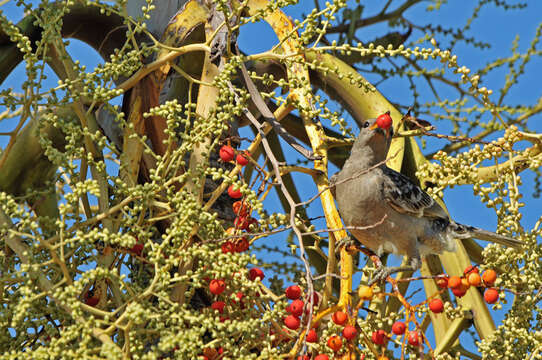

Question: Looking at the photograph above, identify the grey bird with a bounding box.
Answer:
[330,116,523,283]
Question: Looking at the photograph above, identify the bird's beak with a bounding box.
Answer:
[369,123,379,131]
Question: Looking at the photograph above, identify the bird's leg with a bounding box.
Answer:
[368,255,421,285]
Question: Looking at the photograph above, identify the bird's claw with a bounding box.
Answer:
[369,266,392,285]
[336,236,361,254]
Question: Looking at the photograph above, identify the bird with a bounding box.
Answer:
[329,113,523,283]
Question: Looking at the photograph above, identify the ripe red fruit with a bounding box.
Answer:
[408,331,421,346]
[482,269,497,286]
[234,238,249,252]
[221,241,234,254]
[327,335,342,352]
[236,151,250,166]
[285,285,302,300]
[429,298,444,313]
[371,329,388,345]
[306,329,318,343]
[436,275,449,288]
[289,299,304,317]
[314,355,329,360]
[451,285,467,298]
[219,145,235,162]
[234,216,250,230]
[232,201,250,217]
[297,356,310,360]
[211,301,226,313]
[130,243,144,256]
[342,325,357,340]
[464,265,479,275]
[209,279,226,295]
[84,292,99,307]
[484,288,499,304]
[448,276,462,289]
[392,321,406,335]
[227,185,242,199]
[248,267,265,281]
[376,112,393,129]
[284,315,300,330]
[332,311,348,325]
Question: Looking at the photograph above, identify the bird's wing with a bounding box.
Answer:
[381,167,448,219]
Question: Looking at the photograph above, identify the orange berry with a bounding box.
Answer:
[209,279,226,295]
[451,284,467,298]
[227,185,242,199]
[284,315,300,330]
[236,151,250,166]
[371,329,388,345]
[448,276,462,289]
[461,277,471,290]
[484,288,500,304]
[306,329,318,343]
[327,335,342,352]
[408,331,421,347]
[332,311,348,325]
[376,112,393,129]
[289,299,304,317]
[342,325,357,340]
[315,355,329,360]
[392,321,406,335]
[358,285,373,301]
[468,272,482,287]
[482,269,497,286]
[232,201,250,217]
[429,298,444,313]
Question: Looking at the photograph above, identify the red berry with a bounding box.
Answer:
[451,285,467,298]
[232,201,250,217]
[219,145,235,162]
[482,269,498,286]
[289,299,304,317]
[297,356,310,360]
[306,329,318,343]
[448,276,462,289]
[315,355,329,360]
[236,151,250,166]
[209,279,226,295]
[130,243,144,256]
[392,321,406,335]
[234,238,249,252]
[429,298,444,313]
[484,288,499,304]
[408,331,421,347]
[285,285,302,300]
[371,329,387,345]
[327,335,342,352]
[248,267,265,281]
[221,241,234,254]
[284,315,300,330]
[464,265,479,275]
[332,311,347,325]
[342,325,357,340]
[234,216,250,230]
[84,293,99,307]
[376,112,393,129]
[211,301,226,314]
[436,275,448,289]
[227,185,242,199]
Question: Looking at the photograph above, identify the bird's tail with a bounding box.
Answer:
[454,223,523,248]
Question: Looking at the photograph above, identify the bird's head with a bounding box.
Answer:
[352,113,394,158]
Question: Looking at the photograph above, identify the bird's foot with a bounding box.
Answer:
[368,265,415,285]
[336,236,362,254]
[369,266,393,285]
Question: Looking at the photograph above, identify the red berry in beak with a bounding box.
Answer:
[376,112,393,130]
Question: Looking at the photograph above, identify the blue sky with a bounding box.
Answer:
[1,0,541,357]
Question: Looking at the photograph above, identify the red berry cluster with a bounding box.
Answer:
[219,145,251,167]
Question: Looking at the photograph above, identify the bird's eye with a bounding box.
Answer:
[363,121,370,128]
